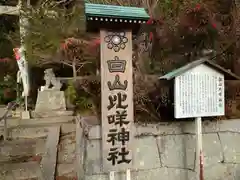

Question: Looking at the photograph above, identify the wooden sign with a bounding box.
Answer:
[174,64,225,118]
[100,30,134,172]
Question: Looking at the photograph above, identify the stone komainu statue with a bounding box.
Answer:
[43,68,62,90]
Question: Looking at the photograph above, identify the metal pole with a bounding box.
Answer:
[195,117,203,180]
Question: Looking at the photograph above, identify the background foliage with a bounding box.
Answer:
[1,0,240,120]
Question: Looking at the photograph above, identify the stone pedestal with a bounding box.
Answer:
[35,90,66,112]
[21,111,30,119]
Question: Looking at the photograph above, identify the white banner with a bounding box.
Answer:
[13,47,30,97]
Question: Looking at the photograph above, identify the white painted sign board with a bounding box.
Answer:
[174,64,225,118]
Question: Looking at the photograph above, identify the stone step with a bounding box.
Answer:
[0,115,100,140]
[0,119,78,180]
[0,162,76,180]
[0,115,75,128]
[31,110,73,118]
[0,138,46,163]
[0,122,75,139]
[8,109,73,118]
[0,162,44,180]
[0,116,75,140]
[0,128,76,179]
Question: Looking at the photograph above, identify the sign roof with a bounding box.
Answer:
[85,3,149,20]
[159,58,240,81]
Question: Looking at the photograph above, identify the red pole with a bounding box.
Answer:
[200,150,204,180]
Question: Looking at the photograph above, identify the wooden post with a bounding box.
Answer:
[109,171,115,180]
[41,126,60,180]
[84,4,149,178]
[195,117,203,180]
[126,169,131,180]
[100,30,134,172]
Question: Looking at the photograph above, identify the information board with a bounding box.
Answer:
[174,64,225,118]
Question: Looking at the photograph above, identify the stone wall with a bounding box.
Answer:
[84,119,240,180]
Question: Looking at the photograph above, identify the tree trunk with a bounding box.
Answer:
[72,59,77,80]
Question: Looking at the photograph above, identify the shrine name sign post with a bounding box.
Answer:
[84,3,149,179]
[159,59,240,180]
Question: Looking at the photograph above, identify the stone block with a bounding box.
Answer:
[86,139,102,174]
[135,123,182,136]
[0,139,46,163]
[131,168,166,180]
[218,119,240,132]
[85,172,126,180]
[31,110,73,118]
[11,163,43,179]
[204,163,239,180]
[85,168,196,180]
[88,125,101,140]
[133,136,161,170]
[202,120,219,133]
[182,120,219,134]
[35,90,66,112]
[56,163,75,177]
[9,126,49,139]
[158,133,222,170]
[157,134,195,169]
[132,168,195,180]
[85,174,108,180]
[21,111,30,119]
[0,162,43,180]
[60,123,75,134]
[161,168,196,180]
[219,132,240,163]
[202,134,223,167]
[58,134,76,163]
[135,120,219,137]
